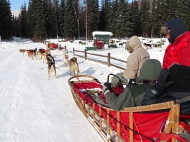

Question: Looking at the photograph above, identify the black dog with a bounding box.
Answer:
[46,54,57,79]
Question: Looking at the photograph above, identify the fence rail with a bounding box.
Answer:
[73,48,126,70]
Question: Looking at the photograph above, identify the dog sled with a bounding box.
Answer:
[68,75,190,142]
[47,43,58,50]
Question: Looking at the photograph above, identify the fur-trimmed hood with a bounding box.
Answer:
[127,36,142,52]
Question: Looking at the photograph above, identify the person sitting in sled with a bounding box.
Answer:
[111,35,150,86]
[93,59,162,111]
[141,64,190,115]
[161,17,190,69]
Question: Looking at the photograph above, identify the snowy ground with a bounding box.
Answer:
[0,37,168,142]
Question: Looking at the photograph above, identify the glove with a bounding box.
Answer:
[92,91,99,100]
[104,82,112,91]
[155,69,173,93]
[102,82,112,95]
[127,79,136,87]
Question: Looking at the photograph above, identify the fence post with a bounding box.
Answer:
[73,48,75,56]
[108,53,110,67]
[85,49,87,60]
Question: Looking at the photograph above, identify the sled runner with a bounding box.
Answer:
[68,75,190,142]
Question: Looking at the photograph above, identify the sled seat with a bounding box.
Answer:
[68,75,190,142]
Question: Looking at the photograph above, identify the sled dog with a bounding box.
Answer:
[46,54,57,79]
[37,51,47,63]
[26,49,36,59]
[69,57,79,76]
[63,50,69,66]
[19,49,26,56]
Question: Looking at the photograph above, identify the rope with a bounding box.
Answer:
[92,99,159,141]
[105,112,158,142]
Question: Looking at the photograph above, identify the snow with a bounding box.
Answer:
[92,31,113,36]
[11,10,20,17]
[0,37,168,142]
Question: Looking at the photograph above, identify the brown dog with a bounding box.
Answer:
[69,57,79,76]
[37,51,46,63]
[46,54,57,79]
[26,49,35,59]
[19,49,26,56]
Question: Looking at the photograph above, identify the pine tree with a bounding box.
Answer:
[34,0,46,41]
[178,0,190,30]
[164,0,178,21]
[131,0,140,36]
[64,0,77,39]
[19,3,28,38]
[103,0,112,32]
[140,0,150,37]
[43,0,56,38]
[0,0,13,39]
[87,0,99,39]
[154,0,165,37]
[114,0,126,38]
[59,0,66,37]
[98,0,106,31]
[12,16,19,37]
[53,0,59,39]
[110,0,119,37]
[72,0,81,39]
[149,0,156,37]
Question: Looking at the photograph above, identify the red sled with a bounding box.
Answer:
[47,43,58,50]
[68,75,190,142]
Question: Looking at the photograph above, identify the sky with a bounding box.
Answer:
[0,37,168,142]
[9,0,133,10]
[9,0,29,10]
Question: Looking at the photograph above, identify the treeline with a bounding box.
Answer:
[1,0,190,41]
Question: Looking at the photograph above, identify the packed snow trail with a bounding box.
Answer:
[0,39,110,142]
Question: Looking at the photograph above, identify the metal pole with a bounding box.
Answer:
[57,35,59,50]
[54,0,59,50]
[74,10,80,40]
[77,0,80,40]
[78,19,80,40]
[86,0,87,41]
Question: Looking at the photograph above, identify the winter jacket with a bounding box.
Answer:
[105,59,162,111]
[141,64,190,114]
[162,18,190,69]
[123,36,150,80]
[142,87,190,114]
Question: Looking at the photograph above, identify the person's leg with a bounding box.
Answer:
[92,92,109,107]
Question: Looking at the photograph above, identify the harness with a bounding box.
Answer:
[64,54,68,59]
[47,61,55,69]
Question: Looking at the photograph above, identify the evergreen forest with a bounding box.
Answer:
[1,0,190,41]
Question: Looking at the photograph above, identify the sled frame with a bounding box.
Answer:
[68,75,187,142]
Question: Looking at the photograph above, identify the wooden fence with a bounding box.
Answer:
[73,48,127,70]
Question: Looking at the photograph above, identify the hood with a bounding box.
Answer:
[168,64,190,92]
[136,59,162,83]
[164,18,185,44]
[126,36,142,52]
